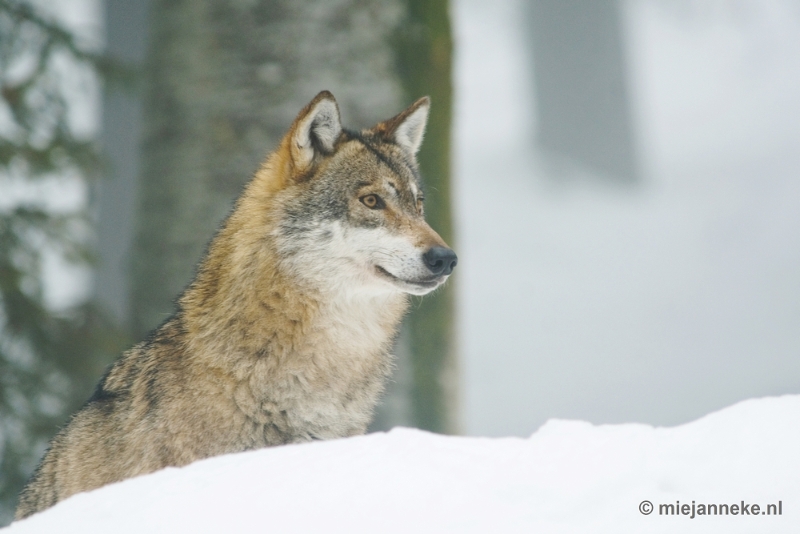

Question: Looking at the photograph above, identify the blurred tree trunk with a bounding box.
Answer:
[95,0,148,332]
[132,0,405,338]
[394,0,457,434]
[132,0,456,433]
[528,0,638,182]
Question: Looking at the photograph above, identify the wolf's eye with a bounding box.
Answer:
[360,194,385,210]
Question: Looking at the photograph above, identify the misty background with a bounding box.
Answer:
[1,0,799,524]
[456,0,800,436]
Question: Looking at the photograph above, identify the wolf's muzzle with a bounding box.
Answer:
[423,247,458,276]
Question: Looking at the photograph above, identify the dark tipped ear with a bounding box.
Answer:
[373,97,430,155]
[289,91,342,171]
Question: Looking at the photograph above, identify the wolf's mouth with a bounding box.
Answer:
[375,265,440,289]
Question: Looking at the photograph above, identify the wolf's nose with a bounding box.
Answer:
[423,247,458,276]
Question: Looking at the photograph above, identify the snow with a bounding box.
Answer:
[6,395,798,533]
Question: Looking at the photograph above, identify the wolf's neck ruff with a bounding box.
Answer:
[15,91,456,521]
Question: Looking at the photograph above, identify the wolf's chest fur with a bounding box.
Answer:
[221,291,407,443]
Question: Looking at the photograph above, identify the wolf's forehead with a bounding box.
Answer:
[345,138,421,193]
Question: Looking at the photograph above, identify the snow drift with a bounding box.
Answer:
[6,395,798,533]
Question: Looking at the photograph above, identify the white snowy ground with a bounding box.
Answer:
[6,395,798,533]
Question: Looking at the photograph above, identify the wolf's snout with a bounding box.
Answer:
[423,247,458,276]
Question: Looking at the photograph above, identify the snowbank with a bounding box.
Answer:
[7,396,798,533]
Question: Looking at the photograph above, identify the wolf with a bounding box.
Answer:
[15,91,456,520]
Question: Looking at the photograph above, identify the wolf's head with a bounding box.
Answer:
[259,91,456,297]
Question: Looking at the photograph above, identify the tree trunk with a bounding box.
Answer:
[133,0,405,337]
[528,0,638,182]
[395,0,457,434]
[132,0,456,432]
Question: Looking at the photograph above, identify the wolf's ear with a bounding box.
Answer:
[289,91,342,172]
[373,97,430,155]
